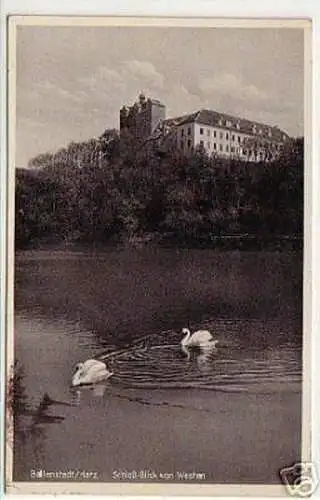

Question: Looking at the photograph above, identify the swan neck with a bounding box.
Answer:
[182,329,191,344]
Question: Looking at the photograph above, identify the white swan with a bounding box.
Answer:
[71,359,113,387]
[181,328,218,359]
[181,327,218,347]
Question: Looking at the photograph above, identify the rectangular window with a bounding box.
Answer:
[200,128,204,135]
[188,127,191,136]
[231,146,235,153]
[226,133,229,140]
[238,136,241,143]
[213,143,217,150]
[187,139,192,148]
[232,135,235,141]
[220,132,223,139]
[219,144,223,151]
[207,129,210,136]
[214,131,217,138]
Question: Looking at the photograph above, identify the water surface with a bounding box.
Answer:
[13,247,302,484]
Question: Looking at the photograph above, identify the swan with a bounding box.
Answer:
[181,328,218,348]
[180,328,218,359]
[71,359,113,387]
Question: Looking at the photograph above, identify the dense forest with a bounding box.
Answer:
[15,128,303,250]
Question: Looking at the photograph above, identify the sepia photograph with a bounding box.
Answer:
[5,16,311,496]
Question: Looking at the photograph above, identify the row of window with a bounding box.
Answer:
[201,122,280,139]
[181,139,269,157]
[179,125,286,143]
[199,140,267,156]
[181,127,243,142]
[199,141,239,153]
[181,139,193,149]
[181,127,192,137]
[181,129,282,152]
[199,128,242,143]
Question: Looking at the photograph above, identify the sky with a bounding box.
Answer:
[16,25,304,167]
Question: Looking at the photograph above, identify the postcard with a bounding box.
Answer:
[4,15,313,497]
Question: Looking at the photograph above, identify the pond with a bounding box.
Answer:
[13,246,302,484]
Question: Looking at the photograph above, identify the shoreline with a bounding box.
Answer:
[14,233,303,255]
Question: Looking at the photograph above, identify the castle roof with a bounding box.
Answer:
[164,109,289,142]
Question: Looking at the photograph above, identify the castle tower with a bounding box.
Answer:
[120,95,166,140]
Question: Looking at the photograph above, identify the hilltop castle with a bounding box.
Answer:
[120,94,290,162]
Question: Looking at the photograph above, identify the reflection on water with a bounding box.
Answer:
[13,366,74,475]
[13,248,303,484]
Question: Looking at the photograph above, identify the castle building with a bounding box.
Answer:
[162,110,290,162]
[120,93,166,141]
[120,95,290,162]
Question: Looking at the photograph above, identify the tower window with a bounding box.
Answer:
[200,128,204,135]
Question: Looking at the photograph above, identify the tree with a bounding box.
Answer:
[16,130,304,249]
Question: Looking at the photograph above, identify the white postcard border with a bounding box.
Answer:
[1,9,317,499]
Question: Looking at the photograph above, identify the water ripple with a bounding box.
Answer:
[97,321,302,394]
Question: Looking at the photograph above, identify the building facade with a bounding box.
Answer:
[163,109,290,162]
